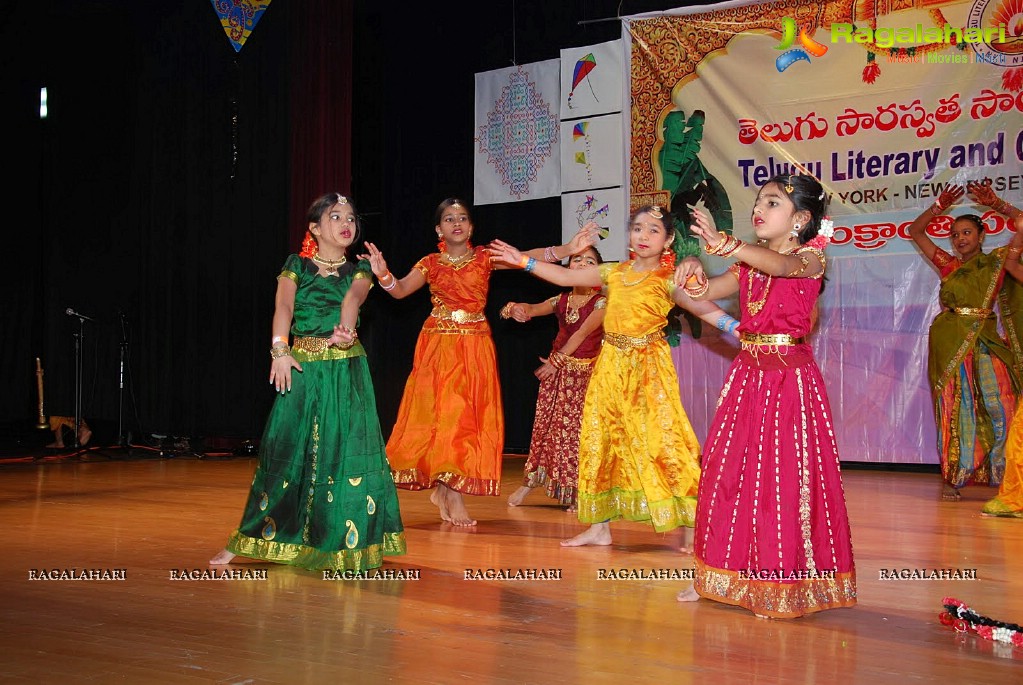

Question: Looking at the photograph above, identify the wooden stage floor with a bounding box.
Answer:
[1,455,1021,683]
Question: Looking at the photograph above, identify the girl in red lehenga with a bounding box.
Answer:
[675,173,856,618]
[503,245,607,512]
[360,198,595,527]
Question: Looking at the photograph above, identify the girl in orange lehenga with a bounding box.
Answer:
[360,198,596,526]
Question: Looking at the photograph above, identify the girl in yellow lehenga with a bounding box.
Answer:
[488,206,734,547]
[984,211,1023,518]
[360,198,596,527]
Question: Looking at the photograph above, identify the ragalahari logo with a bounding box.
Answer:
[775,17,829,72]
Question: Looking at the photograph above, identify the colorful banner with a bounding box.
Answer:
[474,60,562,206]
[625,0,1023,463]
[209,0,272,53]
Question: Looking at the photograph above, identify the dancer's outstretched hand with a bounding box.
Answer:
[566,222,601,255]
[688,208,720,251]
[487,239,525,267]
[934,184,966,212]
[967,179,998,208]
[356,242,389,279]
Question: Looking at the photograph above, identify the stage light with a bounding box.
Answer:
[39,87,47,119]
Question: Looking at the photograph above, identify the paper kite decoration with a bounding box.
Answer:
[568,54,599,109]
[209,0,272,53]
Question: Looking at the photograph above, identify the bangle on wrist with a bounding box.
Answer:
[270,345,292,359]
[380,271,397,291]
[500,303,514,319]
[517,255,530,269]
[544,246,559,262]
[930,202,944,216]
[272,336,288,346]
[684,278,710,298]
[524,257,537,273]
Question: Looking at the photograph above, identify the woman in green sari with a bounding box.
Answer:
[910,182,1023,501]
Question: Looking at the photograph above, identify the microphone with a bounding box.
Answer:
[66,308,97,322]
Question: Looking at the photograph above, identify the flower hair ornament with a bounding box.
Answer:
[940,597,1023,648]
[804,216,835,250]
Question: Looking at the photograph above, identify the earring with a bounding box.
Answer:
[790,223,801,237]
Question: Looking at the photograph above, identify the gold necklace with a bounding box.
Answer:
[621,263,654,287]
[565,293,588,324]
[746,268,771,316]
[442,249,474,267]
[745,244,798,315]
[312,253,346,276]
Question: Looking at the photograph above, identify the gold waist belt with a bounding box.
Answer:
[949,307,994,318]
[430,305,486,324]
[603,331,664,350]
[292,336,334,354]
[551,351,597,370]
[740,332,804,348]
[291,336,365,360]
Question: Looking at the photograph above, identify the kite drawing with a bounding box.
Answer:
[568,53,599,109]
[575,194,610,238]
[572,122,594,185]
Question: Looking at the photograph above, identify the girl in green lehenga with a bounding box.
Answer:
[909,181,1023,502]
[210,193,406,571]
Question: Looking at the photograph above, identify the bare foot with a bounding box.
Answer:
[209,549,236,565]
[507,486,533,507]
[560,522,612,547]
[678,527,694,554]
[430,488,452,522]
[445,490,477,527]
[46,440,64,449]
[565,505,577,514]
[941,484,962,501]
[676,586,700,602]
[78,426,92,446]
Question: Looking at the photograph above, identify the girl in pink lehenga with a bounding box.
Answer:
[675,173,856,618]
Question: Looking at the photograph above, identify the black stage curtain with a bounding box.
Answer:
[3,0,693,451]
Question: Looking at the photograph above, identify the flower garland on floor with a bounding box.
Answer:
[939,597,1023,648]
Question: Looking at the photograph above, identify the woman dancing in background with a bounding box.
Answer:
[908,181,1023,501]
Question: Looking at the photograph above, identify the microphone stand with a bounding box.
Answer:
[70,313,86,451]
[117,312,129,449]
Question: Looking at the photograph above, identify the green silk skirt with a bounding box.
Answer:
[226,353,406,570]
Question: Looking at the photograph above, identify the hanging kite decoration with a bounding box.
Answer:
[568,53,599,109]
[209,0,272,53]
[572,122,594,186]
